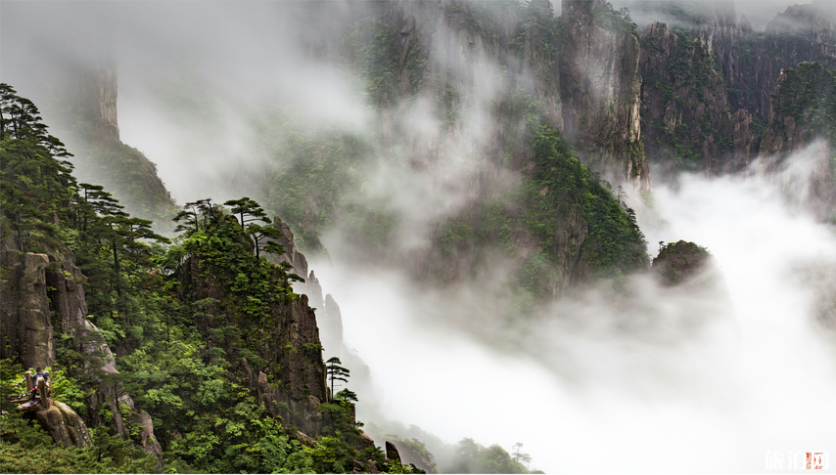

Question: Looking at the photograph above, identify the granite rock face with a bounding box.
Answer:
[637,1,836,175]
[179,254,329,436]
[639,20,735,174]
[0,252,54,370]
[558,0,650,192]
[35,401,94,449]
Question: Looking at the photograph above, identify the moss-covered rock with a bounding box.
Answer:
[651,240,711,286]
[34,401,93,449]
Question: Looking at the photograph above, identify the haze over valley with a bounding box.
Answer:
[1,1,835,473]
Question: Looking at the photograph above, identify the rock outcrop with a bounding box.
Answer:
[558,0,650,192]
[732,108,757,168]
[267,215,309,279]
[131,410,164,467]
[0,252,54,370]
[178,254,329,436]
[320,294,345,358]
[639,20,735,174]
[651,240,711,286]
[386,439,437,473]
[34,401,93,449]
[1,244,164,467]
[386,440,402,463]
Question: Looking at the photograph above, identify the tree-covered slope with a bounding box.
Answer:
[0,84,425,474]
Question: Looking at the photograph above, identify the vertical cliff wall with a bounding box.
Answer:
[639,21,735,174]
[757,62,836,222]
[558,0,650,192]
[0,244,163,466]
[636,1,836,175]
[41,62,176,221]
[0,251,55,370]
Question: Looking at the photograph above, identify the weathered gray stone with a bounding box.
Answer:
[386,441,402,463]
[0,252,54,370]
[559,0,650,192]
[35,401,93,448]
[132,410,164,470]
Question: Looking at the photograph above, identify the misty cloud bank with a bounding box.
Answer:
[313,143,836,472]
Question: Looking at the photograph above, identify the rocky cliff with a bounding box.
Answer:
[0,244,164,466]
[49,63,175,221]
[558,0,650,192]
[726,3,836,121]
[0,251,55,370]
[637,1,836,174]
[178,247,329,435]
[639,21,735,174]
[372,0,647,190]
[757,62,836,222]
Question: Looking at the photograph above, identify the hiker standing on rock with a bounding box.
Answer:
[30,367,49,401]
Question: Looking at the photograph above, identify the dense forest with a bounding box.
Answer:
[0,84,541,472]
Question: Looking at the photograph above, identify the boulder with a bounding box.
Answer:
[352,430,376,452]
[132,410,164,470]
[35,401,93,448]
[386,441,402,463]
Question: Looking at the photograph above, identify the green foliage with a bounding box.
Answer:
[527,125,648,276]
[1,86,369,473]
[0,417,157,474]
[641,27,732,171]
[430,121,647,305]
[326,357,350,399]
[448,438,531,474]
[591,3,638,35]
[440,221,474,257]
[0,83,76,253]
[0,360,25,413]
[46,367,87,416]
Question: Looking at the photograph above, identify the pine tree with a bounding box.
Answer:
[223,197,285,259]
[326,357,350,400]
